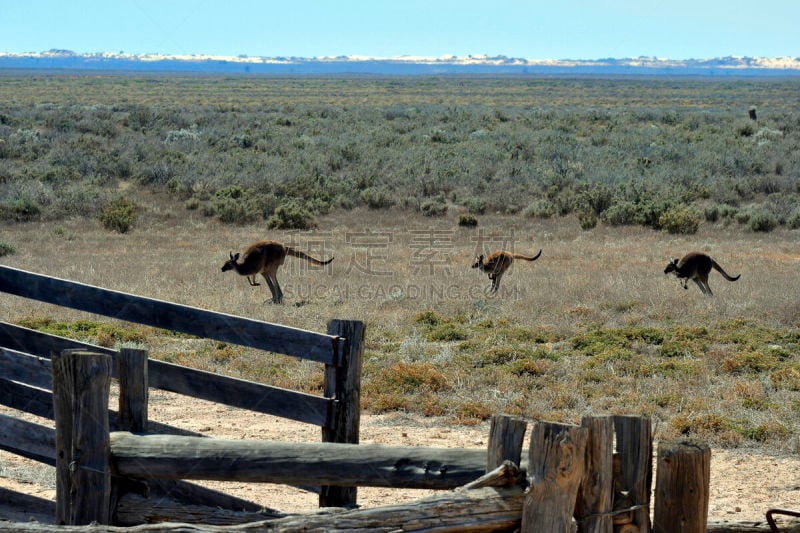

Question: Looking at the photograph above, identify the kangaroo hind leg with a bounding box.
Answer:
[693,278,711,296]
[261,273,280,304]
[491,272,503,294]
[272,277,284,304]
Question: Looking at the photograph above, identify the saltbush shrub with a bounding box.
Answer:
[601,201,638,226]
[703,204,720,222]
[464,197,486,215]
[421,198,448,217]
[458,214,478,227]
[99,197,138,233]
[749,210,778,232]
[522,199,555,219]
[0,197,42,222]
[204,187,279,224]
[787,209,800,230]
[636,198,675,229]
[360,187,395,209]
[578,211,598,230]
[267,199,315,230]
[659,206,701,234]
[0,241,15,257]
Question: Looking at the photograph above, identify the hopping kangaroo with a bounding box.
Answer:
[222,240,333,304]
[664,252,740,296]
[472,248,542,294]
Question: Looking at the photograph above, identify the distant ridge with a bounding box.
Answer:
[1,50,799,76]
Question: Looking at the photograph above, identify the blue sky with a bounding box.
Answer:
[1,1,798,60]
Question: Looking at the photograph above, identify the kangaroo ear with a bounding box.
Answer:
[229,252,235,260]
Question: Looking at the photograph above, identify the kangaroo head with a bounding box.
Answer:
[664,257,678,275]
[221,252,240,272]
[471,255,484,269]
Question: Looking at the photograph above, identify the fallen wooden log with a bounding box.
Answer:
[0,485,525,532]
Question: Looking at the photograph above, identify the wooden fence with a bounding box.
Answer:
[0,265,365,513]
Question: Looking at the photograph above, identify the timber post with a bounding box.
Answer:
[486,413,527,471]
[653,438,711,533]
[320,319,365,508]
[116,347,149,434]
[521,420,588,533]
[51,349,112,525]
[112,346,149,524]
[615,414,653,533]
[576,415,615,533]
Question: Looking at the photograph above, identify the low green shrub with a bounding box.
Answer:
[601,201,638,226]
[421,198,448,217]
[99,197,138,233]
[703,204,720,222]
[413,310,444,326]
[360,187,395,209]
[749,210,778,232]
[659,206,701,234]
[266,199,315,229]
[0,197,41,222]
[578,211,598,230]
[458,214,478,227]
[426,323,468,342]
[464,197,486,215]
[523,199,555,219]
[203,187,280,224]
[787,209,800,230]
[736,122,755,137]
[0,241,15,257]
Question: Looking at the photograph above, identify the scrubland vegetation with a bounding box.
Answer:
[0,74,798,451]
[1,75,799,232]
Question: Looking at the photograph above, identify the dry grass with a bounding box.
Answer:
[1,195,798,450]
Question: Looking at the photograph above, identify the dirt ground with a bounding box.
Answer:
[1,387,798,526]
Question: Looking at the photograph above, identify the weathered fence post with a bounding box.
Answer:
[653,438,711,533]
[116,347,149,433]
[576,415,614,533]
[112,346,149,524]
[614,415,653,533]
[521,421,588,533]
[52,349,112,525]
[487,414,527,470]
[320,319,365,508]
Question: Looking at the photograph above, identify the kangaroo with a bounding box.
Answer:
[664,252,740,296]
[222,240,333,304]
[472,248,542,294]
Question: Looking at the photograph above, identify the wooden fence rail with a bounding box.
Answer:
[0,322,331,425]
[0,265,341,363]
[109,432,490,488]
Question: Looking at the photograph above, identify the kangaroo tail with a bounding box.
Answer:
[286,247,334,265]
[512,249,542,261]
[711,260,740,281]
